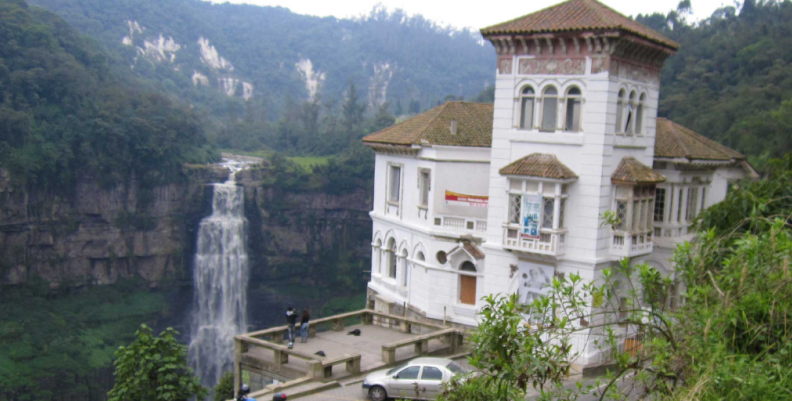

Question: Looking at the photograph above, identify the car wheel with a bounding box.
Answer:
[369,385,387,401]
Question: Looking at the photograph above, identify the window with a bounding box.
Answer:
[615,89,626,133]
[625,91,636,135]
[677,189,684,222]
[636,93,645,135]
[374,239,382,274]
[421,367,443,381]
[654,188,666,222]
[542,197,555,229]
[387,238,397,279]
[541,86,558,131]
[401,249,409,286]
[508,194,522,224]
[395,366,420,380]
[519,86,535,129]
[701,187,707,210]
[506,181,567,231]
[416,252,425,262]
[565,87,582,132]
[389,165,401,202]
[613,185,655,234]
[686,187,699,221]
[418,169,430,208]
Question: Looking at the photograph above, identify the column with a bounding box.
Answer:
[552,183,561,230]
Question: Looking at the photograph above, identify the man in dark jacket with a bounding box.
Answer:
[285,307,297,349]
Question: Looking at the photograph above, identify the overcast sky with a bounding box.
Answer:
[206,0,739,30]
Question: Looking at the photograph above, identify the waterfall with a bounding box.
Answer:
[188,165,249,388]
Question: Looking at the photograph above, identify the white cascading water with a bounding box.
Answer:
[189,160,250,388]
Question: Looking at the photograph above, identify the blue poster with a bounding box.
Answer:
[521,194,542,239]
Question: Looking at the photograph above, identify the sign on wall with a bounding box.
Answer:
[444,190,488,207]
[516,260,555,305]
[521,194,542,239]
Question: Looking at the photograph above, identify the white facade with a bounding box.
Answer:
[363,2,755,368]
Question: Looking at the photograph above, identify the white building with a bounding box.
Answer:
[361,0,757,368]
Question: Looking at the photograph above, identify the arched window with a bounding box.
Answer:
[636,93,646,135]
[625,91,637,135]
[564,87,582,132]
[459,261,477,305]
[519,86,535,129]
[615,89,626,133]
[387,238,397,279]
[416,252,425,262]
[374,239,382,274]
[541,86,558,132]
[401,249,409,286]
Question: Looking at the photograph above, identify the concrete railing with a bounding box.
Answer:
[233,309,460,396]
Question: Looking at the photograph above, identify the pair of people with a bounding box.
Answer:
[285,307,310,347]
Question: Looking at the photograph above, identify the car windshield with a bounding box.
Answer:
[446,361,468,375]
[386,363,409,376]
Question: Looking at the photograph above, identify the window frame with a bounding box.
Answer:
[625,91,637,135]
[505,179,569,233]
[653,188,666,223]
[613,184,655,235]
[387,164,402,205]
[387,238,397,279]
[519,86,536,130]
[564,86,582,133]
[418,168,431,209]
[615,89,626,134]
[540,86,559,132]
[635,93,646,135]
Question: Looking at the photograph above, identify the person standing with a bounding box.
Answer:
[300,308,311,343]
[285,307,297,349]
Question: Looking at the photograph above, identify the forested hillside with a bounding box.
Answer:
[638,0,792,163]
[26,0,494,150]
[0,0,217,190]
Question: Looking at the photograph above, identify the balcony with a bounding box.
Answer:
[434,215,487,233]
[610,232,653,257]
[502,225,567,257]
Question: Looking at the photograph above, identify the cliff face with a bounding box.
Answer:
[236,168,373,287]
[0,167,228,286]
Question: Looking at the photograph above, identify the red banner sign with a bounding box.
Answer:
[445,190,489,207]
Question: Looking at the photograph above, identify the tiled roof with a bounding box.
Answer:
[463,243,485,260]
[499,153,577,179]
[362,102,493,148]
[612,157,666,184]
[481,0,678,50]
[655,118,745,161]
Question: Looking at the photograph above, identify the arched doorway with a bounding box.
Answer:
[459,261,477,305]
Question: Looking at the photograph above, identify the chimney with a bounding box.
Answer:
[450,120,458,135]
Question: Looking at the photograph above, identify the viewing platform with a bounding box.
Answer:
[233,309,470,400]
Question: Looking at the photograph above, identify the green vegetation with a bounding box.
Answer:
[108,325,206,401]
[638,0,792,162]
[26,0,494,149]
[0,279,169,400]
[0,0,217,190]
[446,153,792,400]
[212,372,234,401]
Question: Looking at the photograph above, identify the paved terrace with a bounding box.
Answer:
[233,309,469,400]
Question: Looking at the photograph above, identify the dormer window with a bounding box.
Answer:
[519,86,535,129]
[541,86,558,132]
[564,87,582,132]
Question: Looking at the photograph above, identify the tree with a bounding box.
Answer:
[370,102,396,133]
[341,80,366,134]
[108,325,207,401]
[213,372,235,401]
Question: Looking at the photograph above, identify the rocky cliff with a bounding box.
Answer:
[0,166,228,286]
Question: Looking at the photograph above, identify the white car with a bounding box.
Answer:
[361,357,469,400]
